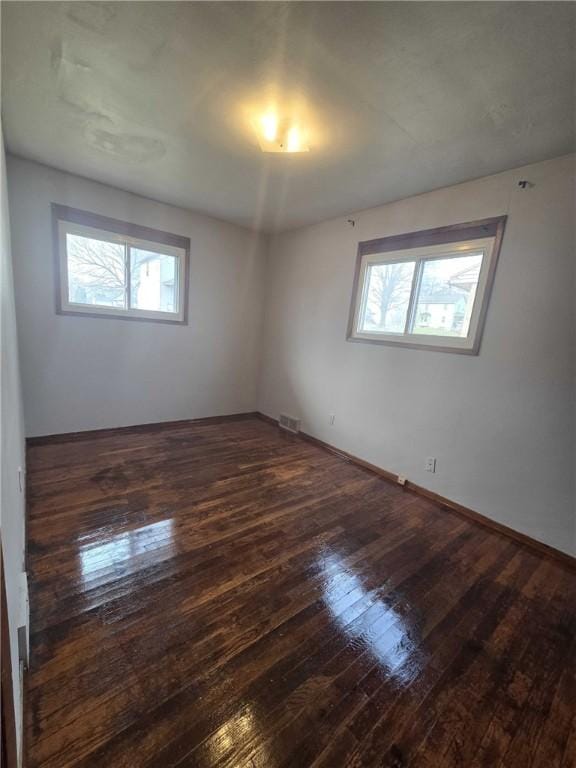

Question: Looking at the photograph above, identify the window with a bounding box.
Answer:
[53,204,190,324]
[348,217,507,354]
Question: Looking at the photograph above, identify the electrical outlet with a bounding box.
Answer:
[329,413,336,426]
[397,475,407,486]
[425,457,436,473]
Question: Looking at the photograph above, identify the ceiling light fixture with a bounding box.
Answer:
[254,113,309,153]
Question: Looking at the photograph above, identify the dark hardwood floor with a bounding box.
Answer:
[26,416,575,767]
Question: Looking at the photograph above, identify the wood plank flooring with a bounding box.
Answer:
[26,416,575,767]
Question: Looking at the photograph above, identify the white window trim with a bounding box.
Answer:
[54,207,190,325]
[347,218,507,354]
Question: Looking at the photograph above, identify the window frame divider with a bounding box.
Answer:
[403,258,423,335]
[125,243,132,311]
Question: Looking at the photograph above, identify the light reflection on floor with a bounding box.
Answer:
[319,549,416,677]
[78,519,175,587]
[203,703,274,768]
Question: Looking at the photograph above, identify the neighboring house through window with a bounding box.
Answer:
[347,217,507,354]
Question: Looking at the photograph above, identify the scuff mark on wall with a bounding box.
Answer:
[85,128,165,162]
[487,102,513,130]
[52,41,113,124]
[51,39,165,164]
[66,2,116,34]
[51,41,91,76]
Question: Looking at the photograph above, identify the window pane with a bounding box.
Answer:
[359,261,416,334]
[411,252,483,338]
[67,234,126,307]
[130,248,178,313]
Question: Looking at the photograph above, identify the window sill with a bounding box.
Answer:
[346,334,480,355]
[56,307,187,326]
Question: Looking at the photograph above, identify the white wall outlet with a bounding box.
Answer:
[425,457,437,473]
[329,413,336,426]
[397,474,407,486]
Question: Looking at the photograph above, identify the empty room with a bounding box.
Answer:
[1,2,575,766]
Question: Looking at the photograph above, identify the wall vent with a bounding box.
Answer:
[279,414,301,433]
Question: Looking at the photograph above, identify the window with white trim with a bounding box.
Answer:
[348,218,506,354]
[53,205,190,324]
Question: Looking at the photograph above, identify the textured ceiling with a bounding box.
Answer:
[2,2,575,232]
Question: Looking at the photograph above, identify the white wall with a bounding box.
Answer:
[1,128,27,761]
[258,154,576,556]
[7,156,267,437]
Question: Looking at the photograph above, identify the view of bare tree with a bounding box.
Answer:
[363,262,414,330]
[67,235,126,305]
